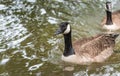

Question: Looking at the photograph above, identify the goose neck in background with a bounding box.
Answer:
[106,10,113,25]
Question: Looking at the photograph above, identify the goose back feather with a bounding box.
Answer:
[73,34,115,57]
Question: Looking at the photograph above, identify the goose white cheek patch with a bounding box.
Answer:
[64,24,70,34]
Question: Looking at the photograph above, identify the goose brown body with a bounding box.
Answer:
[72,34,115,63]
[55,22,119,65]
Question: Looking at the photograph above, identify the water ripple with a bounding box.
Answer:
[0,4,7,10]
[0,15,30,51]
[0,58,10,65]
[28,63,43,71]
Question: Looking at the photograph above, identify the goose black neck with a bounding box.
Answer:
[63,31,75,56]
[106,10,113,25]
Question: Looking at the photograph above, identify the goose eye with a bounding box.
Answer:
[61,26,67,31]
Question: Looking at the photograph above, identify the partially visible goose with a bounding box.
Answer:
[101,2,120,31]
[55,22,119,65]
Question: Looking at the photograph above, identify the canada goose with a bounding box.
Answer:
[55,22,119,65]
[101,2,120,31]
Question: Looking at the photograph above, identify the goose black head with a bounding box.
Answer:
[106,1,112,11]
[55,22,71,35]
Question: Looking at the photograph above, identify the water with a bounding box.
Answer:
[0,0,120,76]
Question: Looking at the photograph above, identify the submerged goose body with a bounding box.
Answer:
[55,22,119,65]
[101,2,120,31]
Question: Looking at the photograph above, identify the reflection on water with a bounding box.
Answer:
[0,0,120,76]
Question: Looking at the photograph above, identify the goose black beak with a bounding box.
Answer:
[54,28,62,35]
